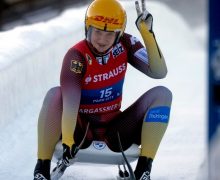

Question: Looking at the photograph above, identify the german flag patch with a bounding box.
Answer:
[70,60,83,74]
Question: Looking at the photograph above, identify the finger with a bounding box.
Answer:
[142,10,148,19]
[135,1,141,16]
[141,0,146,12]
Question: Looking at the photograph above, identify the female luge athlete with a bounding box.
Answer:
[33,0,172,179]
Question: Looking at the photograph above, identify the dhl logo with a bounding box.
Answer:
[90,16,122,25]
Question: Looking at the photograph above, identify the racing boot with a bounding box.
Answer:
[34,159,51,180]
[134,156,153,180]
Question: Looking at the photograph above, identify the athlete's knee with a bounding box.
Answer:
[46,86,61,97]
[150,86,172,104]
[42,86,62,106]
[157,86,172,101]
[45,86,61,100]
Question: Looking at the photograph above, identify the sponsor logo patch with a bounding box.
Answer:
[145,106,170,123]
[70,60,83,74]
[112,43,124,58]
[84,63,126,84]
[79,103,120,114]
[93,141,106,150]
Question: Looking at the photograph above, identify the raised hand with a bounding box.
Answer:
[135,0,153,32]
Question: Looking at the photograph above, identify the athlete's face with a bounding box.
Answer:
[90,28,116,53]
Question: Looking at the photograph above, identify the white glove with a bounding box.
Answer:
[135,0,153,32]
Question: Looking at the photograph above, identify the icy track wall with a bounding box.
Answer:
[0,7,86,126]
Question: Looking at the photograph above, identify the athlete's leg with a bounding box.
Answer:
[106,86,172,157]
[34,87,63,179]
[140,86,172,159]
[37,87,63,160]
[106,86,172,179]
[35,87,94,179]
